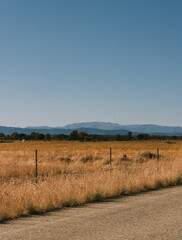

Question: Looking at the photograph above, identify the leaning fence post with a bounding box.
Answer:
[35,149,38,183]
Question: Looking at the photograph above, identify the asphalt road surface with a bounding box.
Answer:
[0,186,182,240]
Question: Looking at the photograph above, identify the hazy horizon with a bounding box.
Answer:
[2,121,182,129]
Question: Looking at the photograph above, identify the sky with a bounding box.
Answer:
[0,0,181,127]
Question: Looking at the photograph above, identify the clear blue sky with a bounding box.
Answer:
[0,0,181,127]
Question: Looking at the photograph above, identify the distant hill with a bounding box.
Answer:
[0,126,129,136]
[0,122,182,136]
[0,126,70,135]
[63,122,122,130]
[119,124,182,135]
[26,126,56,129]
[64,122,182,135]
[76,128,129,135]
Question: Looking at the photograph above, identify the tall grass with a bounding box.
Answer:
[0,140,182,221]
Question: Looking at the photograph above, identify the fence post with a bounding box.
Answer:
[157,148,159,162]
[110,148,112,172]
[35,149,38,183]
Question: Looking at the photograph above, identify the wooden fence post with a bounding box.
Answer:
[110,148,112,172]
[157,148,159,162]
[35,149,38,183]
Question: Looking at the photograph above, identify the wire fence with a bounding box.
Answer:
[0,146,179,183]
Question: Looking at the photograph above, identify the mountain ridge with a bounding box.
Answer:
[0,122,182,135]
[63,122,182,134]
[0,126,130,136]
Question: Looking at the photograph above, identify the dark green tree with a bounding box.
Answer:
[0,133,5,139]
[45,134,51,141]
[69,130,78,140]
[127,131,132,141]
[11,132,19,140]
[78,132,88,141]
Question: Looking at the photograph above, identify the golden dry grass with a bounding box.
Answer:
[0,140,182,221]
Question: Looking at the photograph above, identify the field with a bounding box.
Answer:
[0,140,182,221]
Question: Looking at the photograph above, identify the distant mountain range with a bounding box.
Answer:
[1,122,182,136]
[0,126,129,136]
[64,122,182,135]
[63,122,122,130]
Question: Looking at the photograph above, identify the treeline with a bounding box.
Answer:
[0,131,182,142]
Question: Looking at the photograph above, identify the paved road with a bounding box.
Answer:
[0,186,182,240]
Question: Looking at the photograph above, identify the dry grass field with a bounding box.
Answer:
[0,140,182,221]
